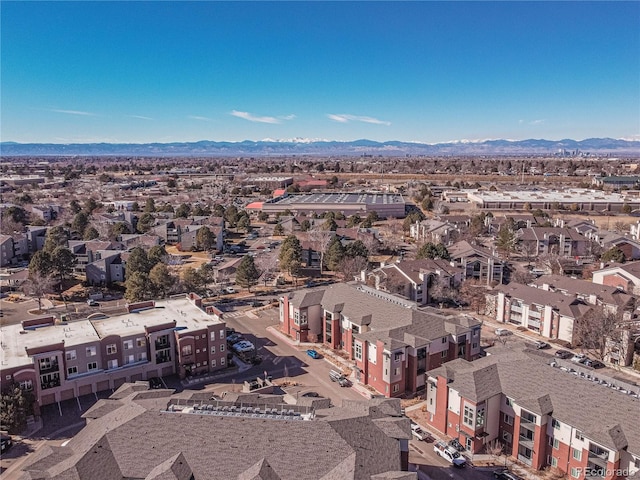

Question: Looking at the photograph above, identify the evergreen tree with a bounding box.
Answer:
[416,242,450,260]
[29,250,54,276]
[125,271,150,301]
[326,236,346,271]
[278,235,302,275]
[43,226,68,252]
[235,255,260,292]
[50,247,76,286]
[195,227,216,251]
[83,225,100,240]
[149,263,175,298]
[126,247,151,277]
[71,211,89,234]
[273,223,285,236]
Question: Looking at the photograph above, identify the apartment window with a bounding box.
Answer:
[552,418,561,429]
[570,467,579,478]
[126,355,135,365]
[123,340,133,350]
[503,413,513,425]
[19,380,33,391]
[393,384,399,393]
[476,407,485,427]
[211,346,216,354]
[195,335,200,340]
[505,397,513,407]
[138,352,147,362]
[66,350,76,361]
[196,363,201,367]
[196,349,200,354]
[136,337,146,347]
[220,344,225,352]
[87,362,98,371]
[394,352,402,362]
[550,456,558,467]
[106,344,117,355]
[572,448,582,461]
[354,342,362,360]
[472,342,478,349]
[211,359,216,367]
[441,337,447,344]
[219,329,224,340]
[635,458,640,469]
[221,357,225,366]
[107,359,118,369]
[575,430,584,441]
[441,350,448,359]
[553,438,559,450]
[211,332,216,341]
[181,345,192,356]
[502,431,512,444]
[67,366,78,376]
[463,405,474,427]
[393,367,400,376]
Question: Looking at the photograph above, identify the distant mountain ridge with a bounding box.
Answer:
[1,138,638,156]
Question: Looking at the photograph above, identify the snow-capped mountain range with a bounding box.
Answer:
[1,138,638,156]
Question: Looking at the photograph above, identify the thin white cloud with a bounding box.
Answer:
[530,119,545,125]
[326,113,391,126]
[188,115,212,121]
[126,114,153,120]
[230,110,281,124]
[49,108,98,116]
[279,114,296,121]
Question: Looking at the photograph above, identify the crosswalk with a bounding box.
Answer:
[222,310,249,318]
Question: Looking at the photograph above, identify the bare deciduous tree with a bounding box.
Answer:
[22,272,54,311]
[338,256,368,281]
[574,305,627,360]
[308,227,333,275]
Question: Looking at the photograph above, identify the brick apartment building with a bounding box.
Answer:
[280,283,482,398]
[424,347,640,480]
[0,294,227,409]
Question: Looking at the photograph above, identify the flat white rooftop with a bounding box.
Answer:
[463,188,637,204]
[0,296,222,370]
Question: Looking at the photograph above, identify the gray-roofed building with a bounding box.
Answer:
[260,192,407,218]
[16,388,415,480]
[448,240,505,285]
[424,346,640,478]
[280,283,481,398]
[489,283,593,345]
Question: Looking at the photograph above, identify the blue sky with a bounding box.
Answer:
[2,1,639,144]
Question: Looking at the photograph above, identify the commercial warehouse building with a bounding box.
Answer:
[258,192,407,218]
[446,189,640,212]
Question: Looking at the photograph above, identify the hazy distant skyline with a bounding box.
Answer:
[2,1,639,144]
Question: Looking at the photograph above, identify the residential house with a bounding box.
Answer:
[280,283,482,398]
[366,259,464,305]
[85,252,125,286]
[425,346,640,479]
[592,261,640,296]
[26,225,49,253]
[30,205,59,222]
[0,294,227,409]
[448,240,505,285]
[0,235,15,267]
[409,219,455,245]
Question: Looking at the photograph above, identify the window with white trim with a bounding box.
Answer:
[66,350,76,361]
[106,344,117,355]
[441,350,448,359]
[211,359,216,367]
[87,362,98,371]
[86,346,97,357]
[211,346,216,354]
[552,418,560,429]
[19,379,33,391]
[463,405,474,427]
[393,384,399,393]
[123,340,133,350]
[553,438,559,449]
[503,413,513,425]
[572,448,581,461]
[136,337,146,347]
[570,467,579,478]
[107,359,118,369]
[220,344,225,352]
[550,456,558,467]
[354,342,362,360]
[125,354,135,365]
[181,345,192,356]
[138,352,147,362]
[502,431,512,443]
[219,329,224,339]
[67,366,78,376]
[575,430,584,441]
[221,357,225,365]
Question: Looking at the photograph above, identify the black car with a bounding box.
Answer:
[302,391,320,397]
[1,434,13,453]
[148,377,163,389]
[584,359,605,369]
[448,438,465,452]
[494,469,524,480]
[554,349,573,359]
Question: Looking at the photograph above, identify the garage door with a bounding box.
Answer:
[79,385,93,396]
[60,389,75,401]
[161,366,174,376]
[113,377,126,389]
[130,373,143,382]
[96,380,110,392]
[40,393,56,405]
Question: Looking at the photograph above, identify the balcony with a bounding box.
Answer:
[518,434,534,449]
[517,454,532,466]
[588,449,609,469]
[39,361,60,375]
[520,415,536,429]
[511,305,523,313]
[586,463,606,478]
[40,375,61,390]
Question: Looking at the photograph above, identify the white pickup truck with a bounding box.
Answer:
[433,441,466,467]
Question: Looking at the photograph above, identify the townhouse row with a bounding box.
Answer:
[424,347,640,480]
[279,282,482,398]
[0,293,227,408]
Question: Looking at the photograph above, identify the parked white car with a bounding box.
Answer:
[495,328,511,336]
